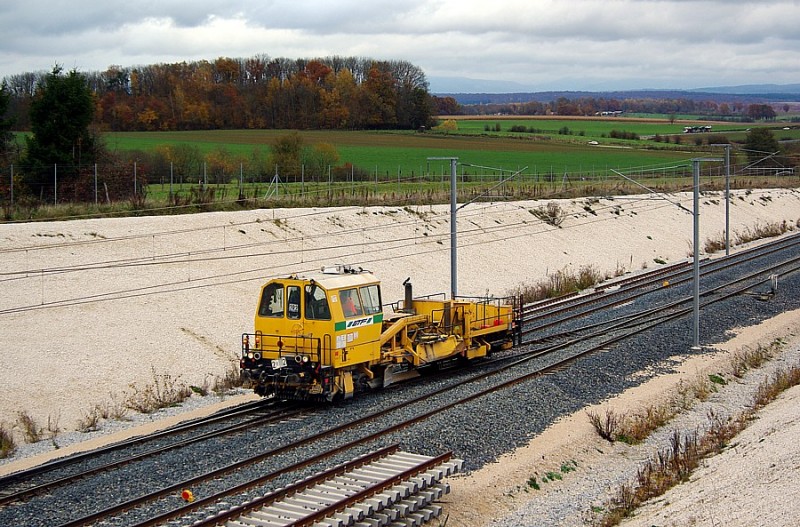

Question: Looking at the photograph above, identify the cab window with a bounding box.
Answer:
[258,282,284,317]
[360,284,382,315]
[304,284,331,320]
[341,288,363,317]
[287,285,301,320]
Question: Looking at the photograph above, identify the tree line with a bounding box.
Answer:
[2,55,436,132]
[444,96,785,121]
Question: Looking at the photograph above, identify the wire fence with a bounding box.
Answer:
[1,160,795,209]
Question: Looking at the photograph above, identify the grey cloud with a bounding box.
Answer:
[1,0,799,90]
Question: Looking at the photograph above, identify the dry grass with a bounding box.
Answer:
[124,368,193,414]
[674,374,714,409]
[586,408,622,443]
[0,366,244,461]
[0,423,16,458]
[588,340,787,450]
[752,365,800,408]
[591,349,800,526]
[16,411,44,443]
[616,403,675,444]
[530,202,566,227]
[704,220,793,254]
[46,413,61,447]
[77,406,103,433]
[211,362,246,395]
[510,264,604,303]
[730,341,780,377]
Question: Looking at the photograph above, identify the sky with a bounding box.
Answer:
[1,0,799,93]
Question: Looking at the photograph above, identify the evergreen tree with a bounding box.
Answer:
[743,128,781,166]
[0,82,14,164]
[23,66,96,193]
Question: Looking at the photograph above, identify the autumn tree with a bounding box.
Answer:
[306,142,340,179]
[360,62,398,128]
[746,104,776,121]
[269,132,304,178]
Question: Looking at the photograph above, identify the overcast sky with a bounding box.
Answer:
[1,0,798,92]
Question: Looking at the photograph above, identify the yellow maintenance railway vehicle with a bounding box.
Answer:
[240,265,519,401]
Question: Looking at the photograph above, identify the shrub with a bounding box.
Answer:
[124,369,192,414]
[212,363,245,395]
[509,264,603,303]
[586,408,621,442]
[77,406,102,433]
[16,411,44,443]
[530,202,565,227]
[0,423,16,458]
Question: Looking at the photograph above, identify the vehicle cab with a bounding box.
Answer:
[240,265,383,399]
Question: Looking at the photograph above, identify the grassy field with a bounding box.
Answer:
[106,125,703,181]
[442,116,750,139]
[5,116,795,221]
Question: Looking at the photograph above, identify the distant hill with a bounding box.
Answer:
[427,76,537,94]
[434,88,800,106]
[428,77,800,105]
[691,84,800,95]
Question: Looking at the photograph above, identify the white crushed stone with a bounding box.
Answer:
[1,188,800,523]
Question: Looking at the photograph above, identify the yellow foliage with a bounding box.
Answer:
[433,119,458,132]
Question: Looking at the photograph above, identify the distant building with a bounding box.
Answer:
[683,125,712,133]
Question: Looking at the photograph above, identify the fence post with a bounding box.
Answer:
[54,163,57,205]
[134,161,138,196]
[9,164,13,206]
[94,163,98,204]
[170,162,174,196]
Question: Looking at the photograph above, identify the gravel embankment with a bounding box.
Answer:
[1,236,797,527]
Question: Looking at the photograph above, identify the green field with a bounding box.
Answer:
[443,117,750,139]
[6,117,795,221]
[106,125,704,181]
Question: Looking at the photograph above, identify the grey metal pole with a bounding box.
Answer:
[428,156,460,299]
[724,145,731,256]
[692,159,700,349]
[9,164,13,206]
[94,163,98,204]
[450,158,458,299]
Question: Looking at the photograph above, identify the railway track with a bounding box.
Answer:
[1,232,798,527]
[0,399,304,508]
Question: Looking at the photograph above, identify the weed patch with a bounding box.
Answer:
[509,265,603,303]
[0,423,16,458]
[530,202,566,227]
[124,369,192,414]
[592,355,800,526]
[16,411,44,443]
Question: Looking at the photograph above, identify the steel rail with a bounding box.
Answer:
[0,403,303,507]
[40,233,800,527]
